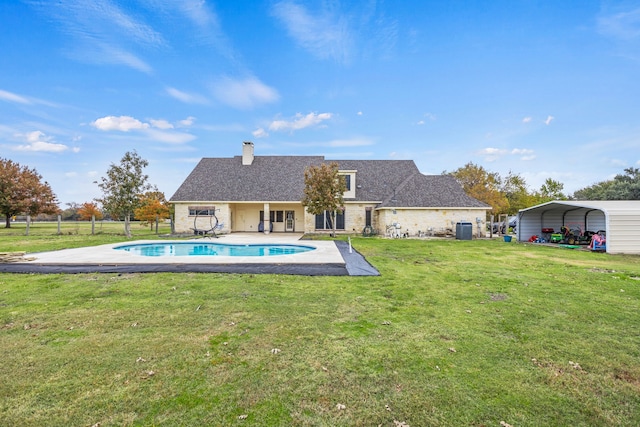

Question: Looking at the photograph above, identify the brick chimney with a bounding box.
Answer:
[242,141,254,165]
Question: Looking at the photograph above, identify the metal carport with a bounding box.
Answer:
[516,201,640,254]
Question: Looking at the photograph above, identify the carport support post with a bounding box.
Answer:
[263,203,270,234]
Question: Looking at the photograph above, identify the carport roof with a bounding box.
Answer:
[520,200,640,214]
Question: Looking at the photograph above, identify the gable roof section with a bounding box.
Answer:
[170,155,489,209]
[379,174,491,208]
[334,159,419,202]
[170,155,324,202]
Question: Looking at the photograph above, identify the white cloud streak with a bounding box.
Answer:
[166,87,209,105]
[598,8,640,40]
[211,76,279,109]
[0,89,30,104]
[252,128,269,138]
[30,0,163,73]
[269,112,332,132]
[271,1,352,64]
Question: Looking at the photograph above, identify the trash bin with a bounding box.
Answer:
[455,221,473,240]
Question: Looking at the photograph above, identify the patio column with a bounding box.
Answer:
[263,203,270,234]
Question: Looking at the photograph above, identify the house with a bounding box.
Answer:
[169,142,491,236]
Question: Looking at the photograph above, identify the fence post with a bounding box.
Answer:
[57,214,62,234]
[26,215,31,236]
[91,215,95,235]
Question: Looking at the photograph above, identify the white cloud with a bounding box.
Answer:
[0,89,30,104]
[271,1,352,63]
[598,8,640,40]
[252,128,269,138]
[145,128,196,144]
[92,115,149,131]
[545,115,554,125]
[166,87,209,104]
[511,148,536,161]
[94,43,152,73]
[357,111,363,116]
[91,115,194,144]
[522,116,532,123]
[417,112,436,125]
[477,147,507,162]
[0,89,57,107]
[211,76,279,109]
[15,131,69,152]
[150,119,173,130]
[31,0,163,73]
[511,148,534,156]
[178,116,196,127]
[269,112,332,132]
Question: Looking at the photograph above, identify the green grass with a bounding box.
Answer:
[1,235,639,426]
[0,220,174,252]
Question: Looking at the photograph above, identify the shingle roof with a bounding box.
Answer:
[378,174,490,208]
[169,154,489,209]
[170,155,324,202]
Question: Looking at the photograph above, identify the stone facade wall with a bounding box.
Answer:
[173,203,230,234]
[376,208,486,237]
[174,201,488,237]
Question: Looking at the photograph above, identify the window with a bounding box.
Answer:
[189,206,216,216]
[343,174,351,191]
[365,208,372,227]
[315,210,345,230]
[260,210,284,223]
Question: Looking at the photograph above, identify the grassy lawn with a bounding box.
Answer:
[1,230,639,426]
[0,220,174,253]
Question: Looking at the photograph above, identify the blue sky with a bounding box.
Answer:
[1,0,639,207]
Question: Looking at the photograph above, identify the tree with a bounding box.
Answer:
[61,202,81,221]
[448,162,509,214]
[501,171,534,214]
[301,162,347,237]
[134,190,170,231]
[97,151,152,237]
[77,202,103,221]
[573,167,640,200]
[537,178,566,203]
[0,158,59,228]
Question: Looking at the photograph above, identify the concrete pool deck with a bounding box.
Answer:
[0,233,380,276]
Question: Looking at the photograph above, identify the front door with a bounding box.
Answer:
[285,210,295,232]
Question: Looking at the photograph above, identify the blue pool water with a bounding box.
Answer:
[114,242,316,257]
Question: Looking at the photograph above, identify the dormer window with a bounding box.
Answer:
[343,174,351,191]
[339,170,357,198]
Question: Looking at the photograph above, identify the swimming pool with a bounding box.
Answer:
[113,242,316,257]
